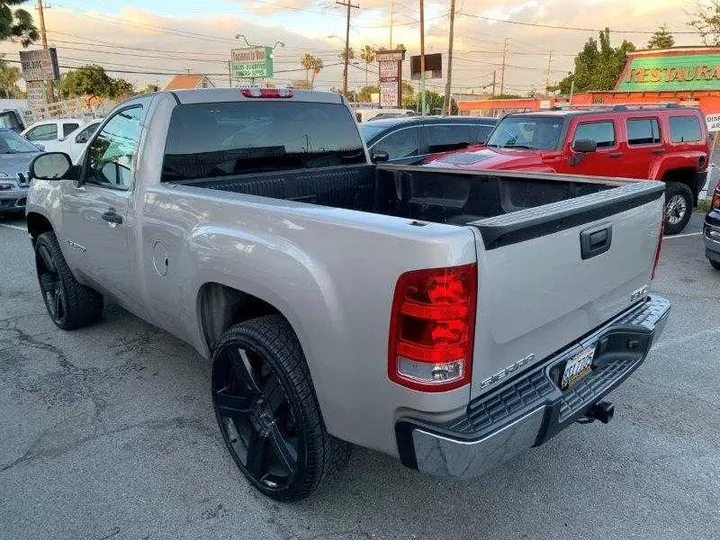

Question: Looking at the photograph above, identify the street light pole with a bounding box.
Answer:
[419,0,426,116]
[336,1,359,97]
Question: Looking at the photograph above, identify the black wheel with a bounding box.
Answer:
[711,259,720,270]
[211,315,349,502]
[664,182,693,235]
[34,231,104,330]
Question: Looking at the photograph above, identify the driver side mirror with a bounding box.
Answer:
[371,150,390,163]
[30,152,78,181]
[572,139,598,153]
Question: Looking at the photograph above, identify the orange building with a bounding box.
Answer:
[458,47,720,117]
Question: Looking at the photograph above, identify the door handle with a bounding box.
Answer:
[580,225,612,260]
[101,209,123,225]
[608,151,624,158]
[651,148,665,154]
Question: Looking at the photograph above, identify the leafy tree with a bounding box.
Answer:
[553,28,635,94]
[404,90,457,115]
[359,45,375,86]
[0,56,21,97]
[688,1,720,46]
[140,84,159,94]
[58,64,115,98]
[330,86,357,102]
[357,84,378,103]
[0,0,38,47]
[300,53,323,89]
[647,25,675,49]
[401,80,415,108]
[111,78,135,98]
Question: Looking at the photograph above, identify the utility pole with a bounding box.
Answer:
[499,38,509,96]
[545,52,553,92]
[337,0,359,98]
[228,60,232,87]
[36,0,54,103]
[389,0,394,48]
[492,70,496,97]
[419,0,426,116]
[443,0,456,116]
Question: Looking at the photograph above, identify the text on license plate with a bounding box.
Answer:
[561,346,595,390]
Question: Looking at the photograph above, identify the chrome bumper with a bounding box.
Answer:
[396,295,671,479]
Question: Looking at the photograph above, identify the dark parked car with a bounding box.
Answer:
[359,116,497,164]
[705,184,720,270]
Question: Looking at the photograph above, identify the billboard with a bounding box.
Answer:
[231,47,274,79]
[19,48,60,81]
[411,53,442,80]
[378,48,405,108]
[617,49,720,92]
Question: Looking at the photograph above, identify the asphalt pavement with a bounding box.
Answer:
[0,212,718,540]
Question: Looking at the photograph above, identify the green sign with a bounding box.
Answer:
[617,53,720,92]
[231,47,273,79]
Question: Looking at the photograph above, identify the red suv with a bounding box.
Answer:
[427,105,710,234]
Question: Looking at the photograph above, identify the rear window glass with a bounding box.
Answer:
[669,116,702,143]
[162,101,366,181]
[627,118,661,145]
[573,121,616,148]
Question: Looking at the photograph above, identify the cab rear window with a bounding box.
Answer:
[669,116,702,143]
[161,101,366,181]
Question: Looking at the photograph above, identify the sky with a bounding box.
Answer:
[0,0,707,96]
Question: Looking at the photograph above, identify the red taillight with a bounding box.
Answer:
[713,187,720,210]
[241,88,293,99]
[388,264,477,392]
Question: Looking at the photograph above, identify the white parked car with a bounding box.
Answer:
[21,118,84,145]
[42,118,104,163]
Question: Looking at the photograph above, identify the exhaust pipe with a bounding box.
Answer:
[584,401,615,424]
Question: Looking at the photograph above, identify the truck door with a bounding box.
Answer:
[622,117,663,179]
[557,119,621,176]
[60,105,144,305]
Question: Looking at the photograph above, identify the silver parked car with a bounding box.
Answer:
[0,128,41,214]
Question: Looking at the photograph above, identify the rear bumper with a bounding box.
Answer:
[395,295,670,479]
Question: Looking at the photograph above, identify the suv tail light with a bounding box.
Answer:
[713,186,720,210]
[388,264,477,392]
[241,88,293,99]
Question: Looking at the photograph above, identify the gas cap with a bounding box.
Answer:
[152,241,169,277]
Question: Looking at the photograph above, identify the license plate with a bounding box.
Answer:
[561,346,595,390]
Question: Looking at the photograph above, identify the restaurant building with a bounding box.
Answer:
[458,47,720,117]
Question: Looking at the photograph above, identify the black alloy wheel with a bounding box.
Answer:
[212,340,300,493]
[36,241,67,325]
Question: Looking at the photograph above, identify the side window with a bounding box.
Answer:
[669,116,702,143]
[476,125,494,144]
[75,122,100,144]
[86,106,143,190]
[573,121,616,148]
[25,123,58,141]
[627,118,661,145]
[62,123,80,138]
[372,128,421,160]
[427,125,473,153]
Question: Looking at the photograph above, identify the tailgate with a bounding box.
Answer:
[469,180,665,399]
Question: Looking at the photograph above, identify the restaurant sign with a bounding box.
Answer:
[231,47,274,79]
[617,52,720,92]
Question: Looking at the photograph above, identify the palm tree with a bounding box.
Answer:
[0,1,38,46]
[360,45,375,86]
[339,47,355,64]
[309,57,323,89]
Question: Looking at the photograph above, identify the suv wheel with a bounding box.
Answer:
[211,315,350,502]
[664,182,693,235]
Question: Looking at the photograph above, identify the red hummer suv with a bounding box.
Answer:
[427,105,710,234]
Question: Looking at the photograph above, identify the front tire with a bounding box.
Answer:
[710,259,720,270]
[211,315,349,502]
[34,232,104,330]
[663,182,693,235]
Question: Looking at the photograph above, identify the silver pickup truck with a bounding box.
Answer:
[25,89,670,501]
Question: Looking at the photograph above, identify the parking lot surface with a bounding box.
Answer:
[1,213,718,540]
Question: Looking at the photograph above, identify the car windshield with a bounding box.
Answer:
[487,116,564,150]
[358,123,389,142]
[0,128,39,153]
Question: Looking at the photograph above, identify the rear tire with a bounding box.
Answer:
[211,315,350,502]
[663,182,693,235]
[34,231,104,330]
